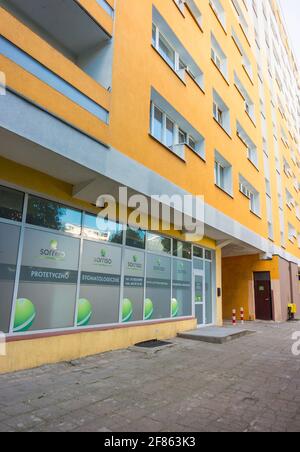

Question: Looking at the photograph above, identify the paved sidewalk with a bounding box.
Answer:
[0,322,300,432]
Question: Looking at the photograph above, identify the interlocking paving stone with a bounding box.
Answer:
[0,322,300,432]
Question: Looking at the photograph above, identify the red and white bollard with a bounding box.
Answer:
[240,307,244,325]
[232,309,237,326]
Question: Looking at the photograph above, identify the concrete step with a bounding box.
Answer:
[178,327,255,344]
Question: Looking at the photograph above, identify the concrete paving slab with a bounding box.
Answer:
[178,327,256,344]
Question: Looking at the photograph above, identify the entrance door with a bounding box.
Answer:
[254,272,273,321]
[194,270,205,326]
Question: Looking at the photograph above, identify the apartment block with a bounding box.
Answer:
[0,0,299,373]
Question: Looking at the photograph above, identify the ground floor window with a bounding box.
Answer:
[0,185,216,334]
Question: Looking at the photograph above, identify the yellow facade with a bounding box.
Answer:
[0,0,299,372]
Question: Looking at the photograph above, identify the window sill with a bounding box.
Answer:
[215,184,234,199]
[209,4,227,35]
[211,59,229,86]
[232,35,243,57]
[151,45,187,87]
[173,0,186,17]
[185,4,204,33]
[239,23,251,48]
[250,209,261,219]
[242,64,254,86]
[247,158,259,172]
[149,133,186,163]
[186,70,205,94]
[245,110,256,127]
[149,133,206,164]
[213,117,232,139]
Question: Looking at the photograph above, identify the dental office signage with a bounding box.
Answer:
[172,259,192,317]
[15,228,80,332]
[122,249,145,322]
[79,241,122,326]
[146,254,172,320]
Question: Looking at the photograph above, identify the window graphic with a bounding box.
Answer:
[16,229,80,332]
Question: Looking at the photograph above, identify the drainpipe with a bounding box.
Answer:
[289,262,294,303]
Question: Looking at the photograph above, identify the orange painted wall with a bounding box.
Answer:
[222,254,280,321]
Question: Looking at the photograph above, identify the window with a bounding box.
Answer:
[126,227,146,249]
[150,102,200,158]
[147,233,172,254]
[173,240,192,260]
[152,9,204,89]
[166,117,175,148]
[193,246,203,259]
[234,72,254,122]
[175,0,185,12]
[26,196,82,235]
[179,129,187,144]
[0,186,24,222]
[215,161,225,189]
[209,0,226,29]
[153,105,164,142]
[213,102,223,126]
[288,224,296,242]
[214,151,233,195]
[188,136,196,151]
[213,90,230,134]
[239,176,260,215]
[237,122,258,167]
[232,28,252,80]
[158,33,176,69]
[211,34,227,78]
[205,250,213,261]
[211,48,221,70]
[83,214,123,244]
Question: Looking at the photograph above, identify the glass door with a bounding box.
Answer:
[194,270,205,326]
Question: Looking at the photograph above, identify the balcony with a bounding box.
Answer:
[1,0,113,89]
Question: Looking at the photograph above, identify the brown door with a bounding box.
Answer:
[254,272,273,321]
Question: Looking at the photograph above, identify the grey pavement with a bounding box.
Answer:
[0,321,300,432]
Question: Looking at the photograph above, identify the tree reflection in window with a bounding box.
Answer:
[26,196,82,234]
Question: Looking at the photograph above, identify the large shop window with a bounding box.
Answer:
[0,186,216,334]
[26,196,82,235]
[172,259,192,317]
[173,240,192,260]
[145,254,172,320]
[79,241,122,327]
[15,229,80,332]
[0,223,21,333]
[0,185,24,222]
[126,227,146,249]
[122,249,145,323]
[83,214,123,244]
[147,233,172,254]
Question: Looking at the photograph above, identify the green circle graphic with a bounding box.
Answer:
[122,298,133,322]
[171,298,179,318]
[13,298,36,333]
[77,298,92,327]
[144,298,154,320]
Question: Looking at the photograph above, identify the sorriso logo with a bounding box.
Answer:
[40,240,66,261]
[128,255,142,270]
[94,249,112,266]
[154,258,165,272]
